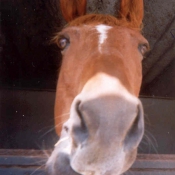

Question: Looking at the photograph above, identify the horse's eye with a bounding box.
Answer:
[139,43,149,56]
[58,38,69,50]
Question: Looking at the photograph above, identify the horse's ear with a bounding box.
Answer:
[120,0,144,28]
[60,0,87,22]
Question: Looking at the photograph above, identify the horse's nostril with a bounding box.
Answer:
[75,101,87,129]
[64,125,69,132]
[124,102,144,151]
[75,101,83,119]
[71,100,88,147]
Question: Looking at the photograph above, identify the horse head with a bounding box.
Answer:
[46,0,149,174]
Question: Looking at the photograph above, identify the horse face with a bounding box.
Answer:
[46,24,148,175]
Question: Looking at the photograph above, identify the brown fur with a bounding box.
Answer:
[120,0,144,27]
[60,0,86,22]
[52,0,144,44]
[53,0,146,134]
[67,14,141,30]
[52,13,142,46]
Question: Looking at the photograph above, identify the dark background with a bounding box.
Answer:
[0,0,62,90]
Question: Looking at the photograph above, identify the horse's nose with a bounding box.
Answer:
[123,101,144,151]
[70,95,144,151]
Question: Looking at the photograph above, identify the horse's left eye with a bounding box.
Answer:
[58,38,69,50]
[138,43,149,56]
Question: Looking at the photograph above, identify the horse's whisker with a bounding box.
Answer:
[54,112,70,119]
[144,133,158,155]
[39,127,57,138]
[145,130,158,147]
[55,137,69,147]
[39,113,69,138]
[38,125,55,133]
[30,164,45,175]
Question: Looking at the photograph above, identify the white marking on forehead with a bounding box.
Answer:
[95,24,112,52]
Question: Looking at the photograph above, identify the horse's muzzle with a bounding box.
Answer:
[46,93,144,175]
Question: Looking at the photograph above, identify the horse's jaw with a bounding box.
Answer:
[46,134,137,175]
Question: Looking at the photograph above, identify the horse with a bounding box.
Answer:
[46,0,149,174]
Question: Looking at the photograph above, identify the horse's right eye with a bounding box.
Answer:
[138,43,150,56]
[58,38,69,50]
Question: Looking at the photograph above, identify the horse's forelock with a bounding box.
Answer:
[67,14,142,31]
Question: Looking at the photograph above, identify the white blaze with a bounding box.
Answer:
[95,24,112,52]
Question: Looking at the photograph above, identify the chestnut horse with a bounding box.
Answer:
[47,0,149,174]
